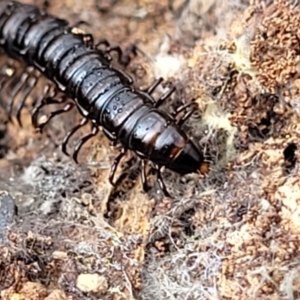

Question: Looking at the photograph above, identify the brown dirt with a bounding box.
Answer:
[1,0,300,299]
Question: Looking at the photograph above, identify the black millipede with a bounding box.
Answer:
[0,0,209,196]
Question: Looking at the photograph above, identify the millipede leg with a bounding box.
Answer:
[173,102,197,116]
[106,44,137,67]
[141,159,149,192]
[96,40,134,82]
[95,39,110,48]
[173,102,198,126]
[138,77,164,104]
[73,124,99,164]
[31,84,54,125]
[0,76,11,107]
[15,76,38,127]
[103,128,117,141]
[95,40,137,69]
[7,72,30,119]
[142,77,163,94]
[155,86,176,108]
[155,165,170,197]
[37,102,74,133]
[0,74,10,89]
[31,86,67,128]
[177,108,196,126]
[95,39,111,60]
[62,118,88,156]
[82,34,94,47]
[109,147,127,186]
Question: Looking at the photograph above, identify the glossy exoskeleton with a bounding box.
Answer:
[0,1,209,196]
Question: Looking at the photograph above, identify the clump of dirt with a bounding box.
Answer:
[2,0,300,300]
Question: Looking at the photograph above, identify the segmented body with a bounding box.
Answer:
[0,1,208,195]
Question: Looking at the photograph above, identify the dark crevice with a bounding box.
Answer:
[283,143,297,173]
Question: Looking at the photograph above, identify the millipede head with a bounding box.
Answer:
[166,140,209,176]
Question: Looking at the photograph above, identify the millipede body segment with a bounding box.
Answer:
[0,0,209,196]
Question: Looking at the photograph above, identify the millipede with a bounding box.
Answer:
[0,0,209,196]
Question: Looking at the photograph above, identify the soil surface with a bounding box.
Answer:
[1,0,300,299]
